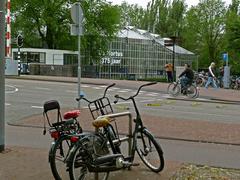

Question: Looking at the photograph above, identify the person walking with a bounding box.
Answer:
[165,62,173,82]
[205,62,218,89]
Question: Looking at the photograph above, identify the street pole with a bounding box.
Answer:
[171,36,176,81]
[172,41,175,81]
[17,47,21,75]
[70,2,83,109]
[0,1,6,152]
[77,32,81,109]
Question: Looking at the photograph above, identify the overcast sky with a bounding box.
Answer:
[109,0,231,8]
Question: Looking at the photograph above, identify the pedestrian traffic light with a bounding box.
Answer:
[17,34,23,47]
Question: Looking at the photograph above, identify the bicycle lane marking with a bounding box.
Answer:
[5,85,19,94]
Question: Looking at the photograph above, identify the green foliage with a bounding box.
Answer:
[80,0,120,64]
[225,1,240,74]
[11,0,77,49]
[182,0,226,68]
[11,0,120,62]
[11,0,240,75]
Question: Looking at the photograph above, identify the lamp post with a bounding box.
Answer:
[164,36,177,81]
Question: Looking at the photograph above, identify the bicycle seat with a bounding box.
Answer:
[92,117,111,128]
[63,110,80,120]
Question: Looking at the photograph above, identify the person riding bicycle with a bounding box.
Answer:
[178,64,194,94]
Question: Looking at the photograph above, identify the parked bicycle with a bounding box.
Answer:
[167,78,199,98]
[43,100,83,180]
[76,83,121,154]
[67,82,164,180]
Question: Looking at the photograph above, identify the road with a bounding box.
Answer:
[5,79,240,124]
[4,78,240,169]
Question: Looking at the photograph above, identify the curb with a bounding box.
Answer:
[7,122,240,147]
[167,97,240,105]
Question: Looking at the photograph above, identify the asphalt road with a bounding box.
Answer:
[4,79,240,169]
[5,79,240,124]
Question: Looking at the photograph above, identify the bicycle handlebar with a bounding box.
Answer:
[114,81,157,103]
[103,83,115,97]
[76,83,116,103]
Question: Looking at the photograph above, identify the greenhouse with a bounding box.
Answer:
[82,26,197,80]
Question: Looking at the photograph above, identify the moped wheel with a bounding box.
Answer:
[49,135,71,180]
[136,129,164,172]
[167,83,180,96]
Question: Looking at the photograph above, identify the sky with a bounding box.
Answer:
[109,0,232,8]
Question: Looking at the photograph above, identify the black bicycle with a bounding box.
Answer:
[67,83,122,180]
[114,82,164,172]
[43,100,83,180]
[167,78,199,98]
[67,82,164,180]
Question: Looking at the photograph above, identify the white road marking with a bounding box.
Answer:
[92,87,103,90]
[82,85,90,88]
[146,93,159,97]
[117,90,129,93]
[35,87,51,90]
[66,90,76,93]
[5,103,11,106]
[31,106,43,109]
[5,85,19,94]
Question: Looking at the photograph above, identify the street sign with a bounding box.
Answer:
[223,53,228,62]
[71,2,83,24]
[70,24,83,36]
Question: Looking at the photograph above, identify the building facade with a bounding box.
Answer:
[12,26,197,79]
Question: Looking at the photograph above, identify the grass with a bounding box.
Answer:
[170,164,240,180]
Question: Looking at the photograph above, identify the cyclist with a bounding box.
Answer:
[178,63,194,94]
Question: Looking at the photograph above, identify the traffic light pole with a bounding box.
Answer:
[17,47,21,75]
[0,1,6,152]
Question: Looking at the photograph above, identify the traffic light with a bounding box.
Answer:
[17,34,23,47]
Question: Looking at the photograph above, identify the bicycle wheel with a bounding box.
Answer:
[135,128,164,172]
[167,83,180,96]
[68,135,110,180]
[196,77,204,87]
[49,135,72,180]
[186,85,198,98]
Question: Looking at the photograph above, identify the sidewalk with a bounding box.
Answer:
[2,75,240,179]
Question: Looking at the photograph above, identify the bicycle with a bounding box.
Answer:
[114,82,164,172]
[43,100,83,180]
[67,82,164,180]
[44,83,120,180]
[167,78,199,98]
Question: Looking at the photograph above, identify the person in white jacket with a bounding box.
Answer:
[205,62,218,89]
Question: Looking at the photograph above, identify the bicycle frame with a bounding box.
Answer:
[114,82,157,162]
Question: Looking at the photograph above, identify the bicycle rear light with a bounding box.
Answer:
[70,136,79,143]
[50,131,60,139]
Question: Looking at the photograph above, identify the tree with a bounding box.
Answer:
[80,0,120,64]
[225,0,240,74]
[11,0,120,64]
[12,0,77,49]
[182,0,226,68]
